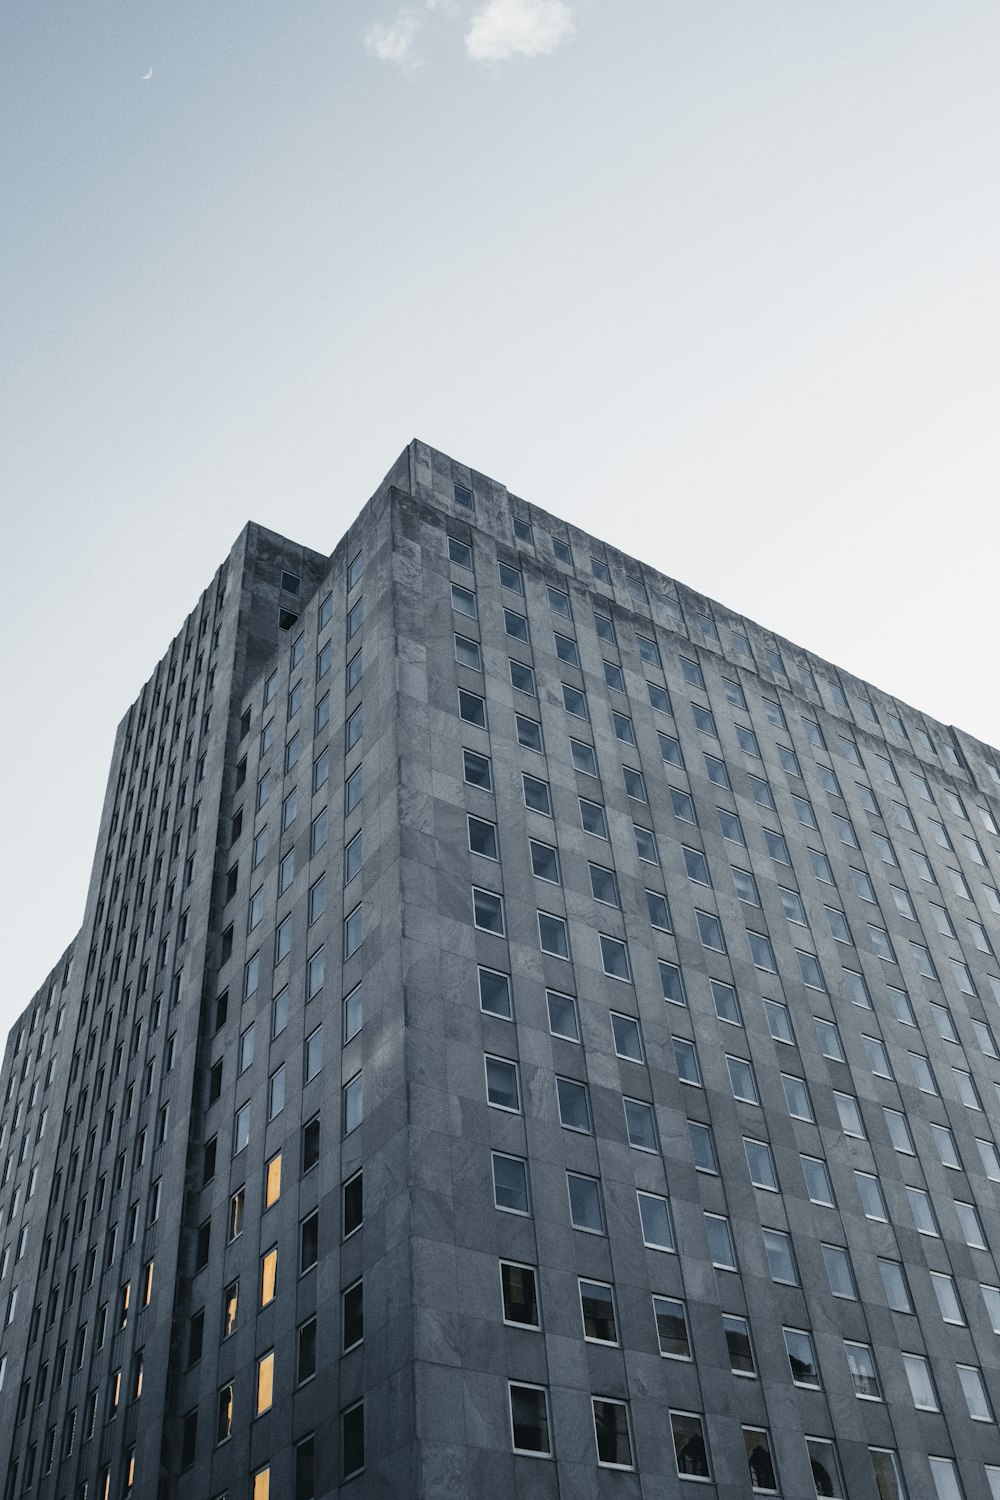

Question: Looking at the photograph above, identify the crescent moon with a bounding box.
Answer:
[143,68,153,80]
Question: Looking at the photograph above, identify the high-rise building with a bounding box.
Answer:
[4,441,1000,1500]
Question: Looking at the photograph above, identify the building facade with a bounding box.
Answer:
[4,441,1000,1500]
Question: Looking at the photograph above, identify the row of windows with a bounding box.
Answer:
[501,1378,987,1500]
[497,1251,998,1417]
[446,499,993,783]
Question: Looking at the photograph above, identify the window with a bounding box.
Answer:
[845,1340,882,1399]
[264,1153,281,1210]
[500,1262,539,1328]
[712,980,742,1025]
[744,1428,778,1494]
[589,863,618,905]
[602,658,624,690]
[463,748,492,789]
[503,607,528,641]
[780,886,807,923]
[567,1172,605,1233]
[255,1350,274,1415]
[744,1137,778,1190]
[458,689,486,727]
[479,967,512,1020]
[705,1212,737,1269]
[233,1103,250,1155]
[782,1073,813,1120]
[727,1054,758,1103]
[492,1153,529,1215]
[869,1450,906,1500]
[747,931,776,971]
[719,1313,754,1376]
[538,911,569,958]
[745,776,774,812]
[637,1191,674,1250]
[343,1280,364,1352]
[765,998,794,1043]
[562,683,588,718]
[468,815,498,859]
[955,1199,987,1248]
[472,888,505,934]
[797,951,825,990]
[343,1071,363,1133]
[654,1295,690,1358]
[531,840,560,883]
[546,989,579,1040]
[570,738,597,775]
[958,1363,993,1421]
[623,1096,658,1151]
[903,1352,938,1410]
[298,1210,319,1273]
[673,1036,701,1084]
[342,1402,365,1479]
[268,1064,286,1119]
[260,1247,277,1308]
[556,1076,591,1132]
[689,1119,718,1172]
[671,1411,711,1480]
[448,535,472,569]
[600,934,630,979]
[509,659,536,697]
[452,585,477,623]
[508,1383,550,1456]
[807,1438,845,1498]
[681,656,705,689]
[659,731,683,766]
[554,632,580,667]
[762,1228,798,1284]
[909,1052,938,1094]
[683,845,711,884]
[485,1056,520,1112]
[593,1398,633,1470]
[822,1243,857,1298]
[648,681,671,714]
[930,1271,965,1324]
[580,1279,617,1343]
[522,774,551,815]
[696,910,725,951]
[455,633,481,671]
[547,585,571,617]
[784,1327,820,1387]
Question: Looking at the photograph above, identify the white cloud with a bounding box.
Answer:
[364,10,424,66]
[465,0,575,61]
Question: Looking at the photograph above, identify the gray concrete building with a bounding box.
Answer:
[4,441,1000,1500]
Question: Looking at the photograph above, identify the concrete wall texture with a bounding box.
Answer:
[3,440,1000,1499]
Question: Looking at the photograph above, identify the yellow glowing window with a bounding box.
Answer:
[229,1187,245,1241]
[142,1261,154,1306]
[217,1384,233,1443]
[125,1451,135,1489]
[252,1466,270,1500]
[120,1282,130,1328]
[261,1248,277,1308]
[256,1351,274,1414]
[133,1357,143,1399]
[111,1369,122,1411]
[264,1152,282,1209]
[100,1470,111,1500]
[224,1280,239,1338]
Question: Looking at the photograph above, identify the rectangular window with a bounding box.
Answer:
[671,1411,711,1480]
[508,1383,550,1457]
[500,1262,539,1328]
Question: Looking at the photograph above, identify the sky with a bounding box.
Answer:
[3,0,1000,1039]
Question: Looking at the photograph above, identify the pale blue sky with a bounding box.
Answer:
[3,1,1000,1032]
